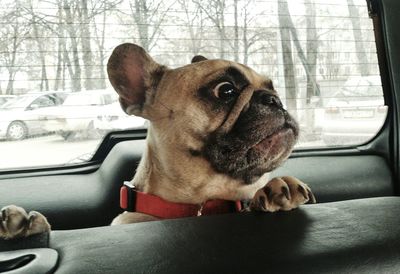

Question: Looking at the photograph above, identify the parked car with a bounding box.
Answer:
[321,76,387,146]
[42,90,146,140]
[0,92,68,140]
[95,102,147,131]
[0,95,16,107]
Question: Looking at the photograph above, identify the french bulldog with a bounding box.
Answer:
[0,43,315,239]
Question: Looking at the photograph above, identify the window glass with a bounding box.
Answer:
[0,0,386,170]
[31,96,55,108]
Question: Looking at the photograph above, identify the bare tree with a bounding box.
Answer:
[233,0,239,62]
[305,0,318,104]
[319,38,341,80]
[278,0,297,112]
[240,0,274,65]
[0,3,30,95]
[92,1,108,90]
[127,0,171,52]
[78,0,95,90]
[304,0,321,138]
[194,0,228,58]
[92,0,123,89]
[178,0,206,56]
[26,0,49,91]
[347,0,370,76]
[54,1,66,91]
[63,0,82,92]
[278,0,321,109]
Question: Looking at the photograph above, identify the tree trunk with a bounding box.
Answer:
[278,0,297,112]
[80,0,94,90]
[277,0,321,106]
[28,0,48,91]
[242,9,248,65]
[32,20,49,91]
[179,0,204,56]
[347,0,370,76]
[6,71,15,95]
[305,0,318,104]
[63,1,81,92]
[218,0,226,59]
[6,26,19,95]
[233,0,239,62]
[305,0,319,139]
[97,2,107,89]
[54,1,64,91]
[132,0,150,51]
[193,0,227,58]
[285,11,320,98]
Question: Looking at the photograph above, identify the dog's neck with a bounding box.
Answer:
[132,129,267,204]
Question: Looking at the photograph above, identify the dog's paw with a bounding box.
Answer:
[0,205,51,240]
[250,176,316,212]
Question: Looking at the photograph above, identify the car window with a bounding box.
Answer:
[49,93,68,105]
[30,96,56,108]
[0,0,386,170]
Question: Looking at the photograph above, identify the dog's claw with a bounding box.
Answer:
[250,176,316,212]
[281,185,291,201]
[263,185,272,201]
[258,195,267,211]
[307,189,317,204]
[1,208,8,222]
[298,184,308,200]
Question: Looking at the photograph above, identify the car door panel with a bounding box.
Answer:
[1,197,395,274]
[0,139,394,230]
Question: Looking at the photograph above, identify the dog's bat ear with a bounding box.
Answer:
[107,43,166,116]
[191,55,208,63]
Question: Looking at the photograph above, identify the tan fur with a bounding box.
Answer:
[127,61,273,203]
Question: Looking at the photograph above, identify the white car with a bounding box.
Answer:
[321,76,387,146]
[95,102,147,132]
[42,90,146,140]
[0,92,68,141]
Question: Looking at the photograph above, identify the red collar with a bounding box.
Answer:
[120,182,242,219]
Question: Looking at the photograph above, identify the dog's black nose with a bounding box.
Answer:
[254,91,283,108]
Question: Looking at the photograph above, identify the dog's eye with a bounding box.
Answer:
[213,82,238,101]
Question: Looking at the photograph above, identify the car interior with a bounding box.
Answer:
[1,0,400,273]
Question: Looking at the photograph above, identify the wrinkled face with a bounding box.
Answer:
[150,61,299,184]
[107,43,298,186]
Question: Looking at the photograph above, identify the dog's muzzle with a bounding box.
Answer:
[203,89,299,184]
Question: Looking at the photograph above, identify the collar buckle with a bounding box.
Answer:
[120,181,136,211]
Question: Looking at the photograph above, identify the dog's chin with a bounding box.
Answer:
[203,124,297,184]
[246,127,296,174]
[252,128,294,157]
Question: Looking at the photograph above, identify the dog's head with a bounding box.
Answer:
[107,43,298,185]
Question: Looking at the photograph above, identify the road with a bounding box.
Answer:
[0,135,100,170]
